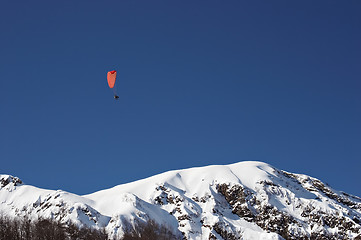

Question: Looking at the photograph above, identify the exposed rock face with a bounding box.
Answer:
[216,181,360,239]
[0,175,23,189]
[1,162,360,239]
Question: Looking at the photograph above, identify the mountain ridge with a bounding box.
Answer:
[1,161,360,239]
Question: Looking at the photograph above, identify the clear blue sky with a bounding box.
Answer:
[1,1,360,197]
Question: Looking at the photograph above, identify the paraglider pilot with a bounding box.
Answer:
[107,70,119,100]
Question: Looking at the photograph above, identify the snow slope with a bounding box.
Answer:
[1,161,361,239]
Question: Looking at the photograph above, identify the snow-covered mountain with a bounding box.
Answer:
[1,161,361,239]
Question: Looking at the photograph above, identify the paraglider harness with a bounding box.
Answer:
[114,95,119,100]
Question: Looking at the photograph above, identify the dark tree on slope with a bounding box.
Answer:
[0,215,179,240]
[0,215,107,240]
[122,219,181,240]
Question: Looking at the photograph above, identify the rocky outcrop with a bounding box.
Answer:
[0,175,23,189]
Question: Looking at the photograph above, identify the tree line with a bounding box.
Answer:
[0,215,179,240]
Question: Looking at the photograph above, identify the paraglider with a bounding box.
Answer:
[107,70,119,100]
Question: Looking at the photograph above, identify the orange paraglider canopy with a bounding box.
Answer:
[107,70,117,88]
